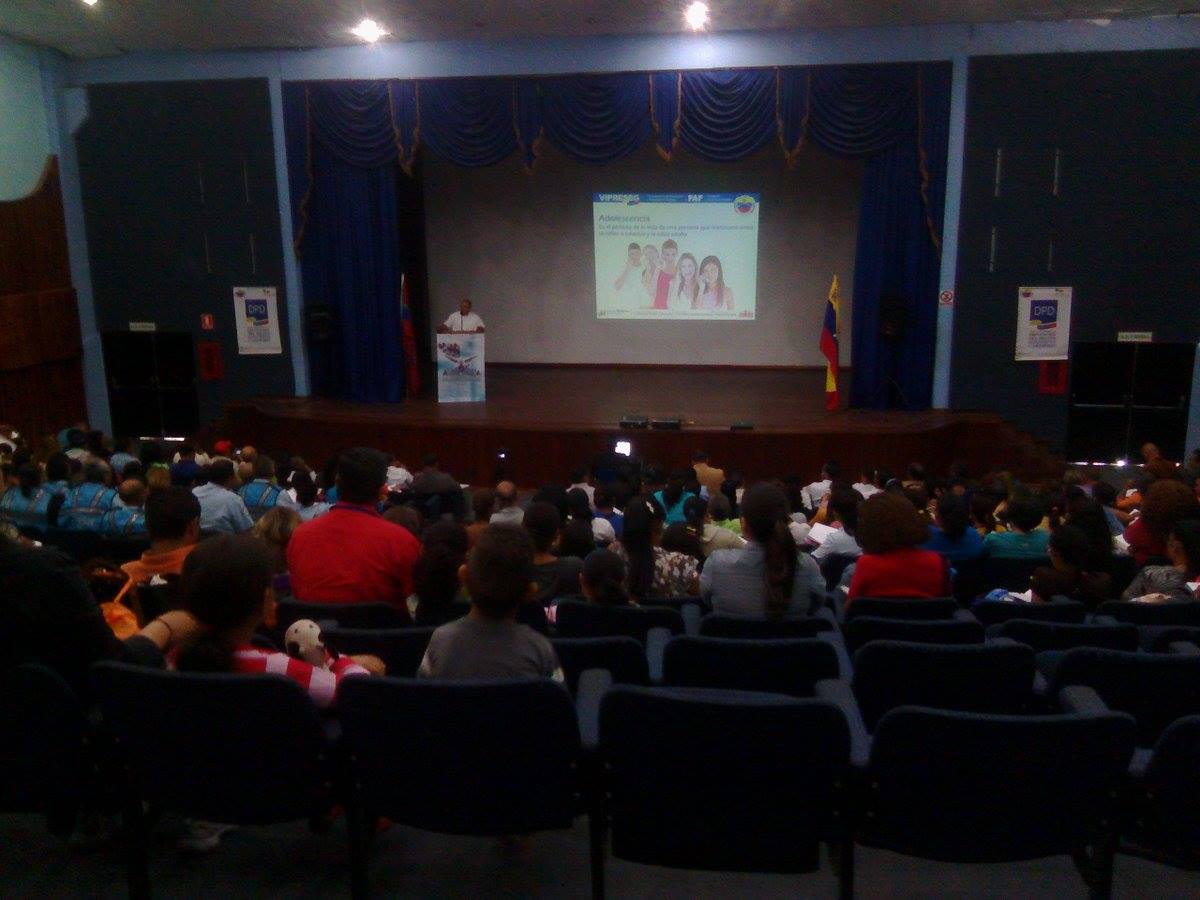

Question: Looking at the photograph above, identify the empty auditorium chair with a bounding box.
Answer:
[322,626,437,679]
[595,685,854,896]
[843,596,958,622]
[698,613,832,639]
[551,636,650,695]
[987,619,1139,653]
[971,598,1087,627]
[338,677,584,898]
[1147,626,1200,654]
[554,599,684,643]
[843,615,984,656]
[1094,600,1200,627]
[848,640,1038,730]
[0,663,87,837]
[856,705,1135,895]
[1123,714,1200,870]
[92,662,338,898]
[662,636,840,697]
[275,599,408,634]
[1048,647,1200,747]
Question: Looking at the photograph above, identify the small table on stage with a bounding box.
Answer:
[435,332,486,403]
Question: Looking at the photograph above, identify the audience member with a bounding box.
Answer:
[1091,481,1126,535]
[490,480,523,526]
[1123,478,1199,565]
[566,467,595,505]
[412,453,460,495]
[707,491,741,536]
[852,466,884,499]
[193,459,254,534]
[566,486,615,545]
[146,465,171,494]
[922,492,984,562]
[109,436,138,475]
[466,488,495,546]
[383,504,424,540]
[101,479,148,536]
[170,445,202,487]
[1029,525,1113,607]
[701,482,823,617]
[846,492,950,605]
[252,506,301,578]
[411,520,470,626]
[578,548,634,606]
[653,469,696,525]
[560,516,598,560]
[238,455,296,521]
[592,484,624,539]
[692,450,725,498]
[0,462,60,532]
[290,470,329,523]
[812,486,863,562]
[610,496,699,600]
[386,456,414,490]
[1122,519,1200,603]
[684,494,745,557]
[1116,473,1150,514]
[111,486,203,611]
[59,462,118,532]
[801,460,839,510]
[287,447,421,609]
[523,501,584,603]
[984,494,1050,558]
[418,525,562,680]
[1141,442,1178,481]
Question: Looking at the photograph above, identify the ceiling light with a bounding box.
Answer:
[684,1,709,31]
[82,0,99,6]
[350,18,389,43]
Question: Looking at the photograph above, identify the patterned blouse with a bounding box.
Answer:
[1121,566,1197,602]
[609,543,699,598]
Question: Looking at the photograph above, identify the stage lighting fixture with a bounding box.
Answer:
[620,415,649,429]
[730,421,754,431]
[650,418,682,431]
[684,2,709,31]
[350,18,389,43]
[614,440,633,457]
[81,0,99,5]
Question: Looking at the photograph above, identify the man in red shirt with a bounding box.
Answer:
[287,447,421,610]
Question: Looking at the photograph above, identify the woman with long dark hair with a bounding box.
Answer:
[700,483,824,618]
[609,496,698,601]
[290,470,329,522]
[922,492,984,562]
[579,549,635,606]
[697,256,734,311]
[412,520,470,626]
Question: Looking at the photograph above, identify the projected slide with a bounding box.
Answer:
[593,193,760,320]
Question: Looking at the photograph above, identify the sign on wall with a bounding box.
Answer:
[232,286,282,355]
[1015,286,1072,361]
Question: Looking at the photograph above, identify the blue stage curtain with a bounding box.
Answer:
[538,74,651,165]
[849,64,950,410]
[417,78,518,167]
[650,72,681,159]
[677,69,777,161]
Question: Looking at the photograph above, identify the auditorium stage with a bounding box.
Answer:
[223,364,1054,487]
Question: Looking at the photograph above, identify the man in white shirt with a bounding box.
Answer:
[192,459,254,534]
[438,298,485,333]
[489,481,524,526]
[801,460,840,511]
[567,468,595,506]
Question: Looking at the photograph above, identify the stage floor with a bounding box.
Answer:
[223,364,1041,486]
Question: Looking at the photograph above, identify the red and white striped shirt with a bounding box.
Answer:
[231,646,369,708]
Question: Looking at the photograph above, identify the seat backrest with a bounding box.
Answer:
[843,616,983,656]
[599,685,850,873]
[0,663,86,836]
[663,637,840,697]
[1096,600,1200,626]
[819,553,859,591]
[867,705,1134,862]
[1049,647,1200,745]
[988,620,1139,652]
[276,599,407,632]
[852,640,1036,730]
[699,613,832,639]
[1134,714,1200,860]
[92,662,331,824]
[844,596,957,622]
[1149,626,1200,653]
[971,599,1086,626]
[338,677,580,834]
[952,556,1049,605]
[550,637,649,695]
[323,626,436,679]
[554,599,683,643]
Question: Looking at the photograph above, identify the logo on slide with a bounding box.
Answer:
[734,195,756,214]
[1029,299,1058,330]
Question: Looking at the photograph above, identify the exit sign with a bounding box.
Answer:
[1117,331,1153,343]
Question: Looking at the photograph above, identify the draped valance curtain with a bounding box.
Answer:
[283,63,950,407]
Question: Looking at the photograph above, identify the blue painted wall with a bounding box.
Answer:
[0,35,52,201]
[36,16,1200,439]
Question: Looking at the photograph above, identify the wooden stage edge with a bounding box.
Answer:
[222,365,1056,486]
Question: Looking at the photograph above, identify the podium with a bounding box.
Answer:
[435,332,486,403]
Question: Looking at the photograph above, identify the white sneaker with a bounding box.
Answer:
[178,819,237,853]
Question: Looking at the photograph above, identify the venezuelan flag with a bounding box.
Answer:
[820,275,841,412]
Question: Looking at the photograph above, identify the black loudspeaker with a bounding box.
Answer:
[879,295,908,340]
[620,416,649,429]
[730,421,754,431]
[651,418,682,431]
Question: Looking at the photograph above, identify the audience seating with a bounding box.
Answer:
[698,612,832,639]
[337,677,584,899]
[855,705,1135,896]
[551,637,649,695]
[1094,600,1200,627]
[842,615,984,656]
[843,596,958,623]
[951,557,1050,606]
[1122,713,1200,871]
[661,636,840,697]
[275,599,408,634]
[322,626,436,679]
[1048,648,1200,747]
[555,599,684,643]
[91,662,338,899]
[595,685,853,896]
[1146,626,1200,653]
[845,640,1038,730]
[987,619,1139,653]
[0,663,87,838]
[819,552,858,591]
[971,598,1087,626]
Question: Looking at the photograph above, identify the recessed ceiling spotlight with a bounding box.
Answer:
[684,1,709,31]
[82,0,99,6]
[350,18,389,43]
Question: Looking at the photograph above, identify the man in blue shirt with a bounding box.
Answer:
[101,480,148,536]
[238,456,296,522]
[193,459,253,533]
[60,463,118,531]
